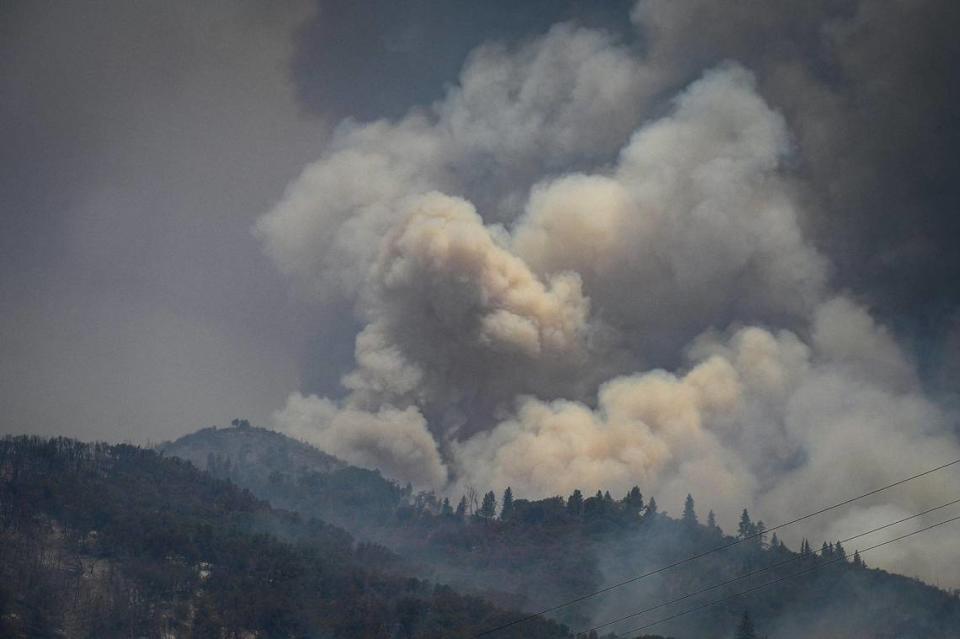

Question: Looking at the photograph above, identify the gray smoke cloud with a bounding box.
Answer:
[633,0,960,339]
[263,3,960,586]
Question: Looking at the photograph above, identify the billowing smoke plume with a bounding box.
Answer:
[260,4,960,584]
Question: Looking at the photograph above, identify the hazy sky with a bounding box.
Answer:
[2,0,958,446]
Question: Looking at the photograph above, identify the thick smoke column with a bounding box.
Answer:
[260,6,960,585]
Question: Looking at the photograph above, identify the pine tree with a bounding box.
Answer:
[755,520,766,547]
[440,497,453,517]
[479,491,497,519]
[455,496,467,518]
[852,549,864,568]
[835,540,847,562]
[800,538,811,558]
[738,509,755,539]
[707,509,718,530]
[501,487,514,520]
[625,486,644,512]
[682,494,698,527]
[568,489,584,515]
[770,532,779,549]
[646,496,658,517]
[822,541,831,559]
[735,610,758,639]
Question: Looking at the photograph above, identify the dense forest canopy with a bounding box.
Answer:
[0,435,567,639]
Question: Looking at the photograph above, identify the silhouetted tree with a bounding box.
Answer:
[646,497,658,517]
[738,509,755,540]
[440,498,453,517]
[465,486,480,514]
[501,487,514,520]
[682,494,698,527]
[835,540,847,562]
[455,496,467,519]
[707,509,718,530]
[755,520,766,547]
[853,549,864,568]
[624,486,644,513]
[479,491,497,519]
[568,489,584,516]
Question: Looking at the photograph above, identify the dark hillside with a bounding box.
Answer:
[0,435,568,639]
[160,423,404,536]
[159,421,345,477]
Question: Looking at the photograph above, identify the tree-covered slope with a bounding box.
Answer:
[0,435,568,639]
[159,420,345,479]
[160,424,960,639]
[159,423,404,537]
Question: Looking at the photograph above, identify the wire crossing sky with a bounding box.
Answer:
[585,496,960,636]
[620,513,960,637]
[475,457,960,637]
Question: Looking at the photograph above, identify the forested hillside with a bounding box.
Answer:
[162,423,960,638]
[0,436,567,639]
[3,427,957,638]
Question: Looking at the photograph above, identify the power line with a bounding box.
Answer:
[619,513,960,637]
[473,456,960,637]
[582,496,960,635]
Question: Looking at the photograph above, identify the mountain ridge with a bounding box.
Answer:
[157,422,960,638]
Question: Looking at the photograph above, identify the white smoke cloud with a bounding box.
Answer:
[260,10,960,585]
[452,298,960,579]
[272,392,447,489]
[514,65,826,363]
[254,23,662,303]
[345,191,593,412]
[451,353,752,506]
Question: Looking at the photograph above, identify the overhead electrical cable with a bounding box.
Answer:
[582,496,960,635]
[474,456,960,637]
[619,513,960,637]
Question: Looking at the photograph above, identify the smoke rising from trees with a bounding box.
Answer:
[261,4,960,586]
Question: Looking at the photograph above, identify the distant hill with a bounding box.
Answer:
[0,435,568,639]
[160,423,960,639]
[159,420,345,476]
[159,422,405,536]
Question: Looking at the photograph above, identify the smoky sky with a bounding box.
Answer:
[292,0,636,121]
[2,0,959,443]
[294,0,960,358]
[315,0,958,333]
